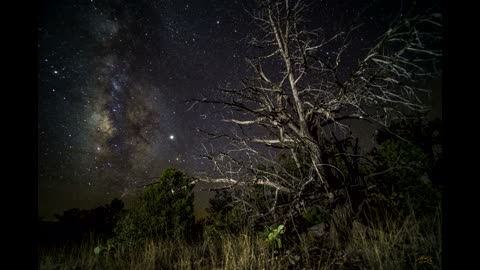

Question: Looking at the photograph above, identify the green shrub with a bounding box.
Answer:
[303,207,330,226]
[112,168,195,246]
[260,224,286,250]
[365,118,442,219]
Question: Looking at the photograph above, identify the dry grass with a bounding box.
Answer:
[39,206,441,270]
[343,206,442,270]
[39,230,279,270]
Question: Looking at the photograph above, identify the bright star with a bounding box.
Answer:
[169,135,175,140]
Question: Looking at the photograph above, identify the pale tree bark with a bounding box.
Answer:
[189,0,442,224]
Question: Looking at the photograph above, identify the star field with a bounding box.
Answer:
[38,0,440,217]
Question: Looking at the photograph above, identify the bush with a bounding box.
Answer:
[112,168,195,246]
[303,206,331,226]
[204,189,249,233]
[364,118,442,220]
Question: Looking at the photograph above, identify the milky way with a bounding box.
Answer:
[38,0,256,215]
[38,0,441,217]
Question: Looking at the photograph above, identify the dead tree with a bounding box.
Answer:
[191,0,442,226]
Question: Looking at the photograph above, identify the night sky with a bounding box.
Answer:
[38,0,441,219]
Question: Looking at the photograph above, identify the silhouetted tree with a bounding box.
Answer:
[40,198,125,245]
[112,168,195,246]
[362,118,442,221]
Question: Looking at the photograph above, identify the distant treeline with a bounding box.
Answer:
[38,198,125,245]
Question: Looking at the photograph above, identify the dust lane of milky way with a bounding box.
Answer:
[38,0,440,218]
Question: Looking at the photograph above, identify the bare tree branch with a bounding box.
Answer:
[191,0,442,224]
